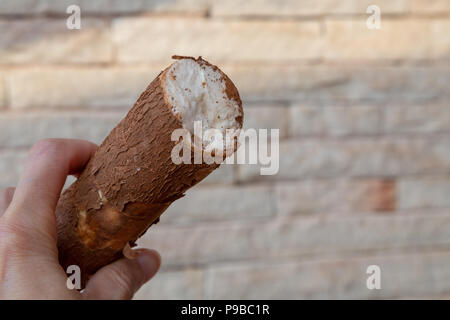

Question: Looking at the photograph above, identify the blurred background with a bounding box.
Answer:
[0,0,449,299]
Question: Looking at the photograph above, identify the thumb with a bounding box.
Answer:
[0,187,15,217]
[82,249,161,300]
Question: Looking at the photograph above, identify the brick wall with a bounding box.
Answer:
[0,0,449,299]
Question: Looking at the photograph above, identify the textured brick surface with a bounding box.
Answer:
[162,185,274,223]
[227,65,450,103]
[324,19,450,60]
[244,105,289,137]
[135,268,204,300]
[0,19,112,64]
[197,164,235,185]
[206,251,450,299]
[2,0,449,17]
[382,103,450,134]
[238,137,450,181]
[113,17,322,63]
[0,0,208,15]
[0,112,123,147]
[1,1,450,299]
[140,212,450,267]
[276,179,396,215]
[398,177,450,210]
[6,67,163,109]
[289,105,380,136]
[0,77,5,109]
[6,65,450,109]
[212,0,409,16]
[410,0,450,14]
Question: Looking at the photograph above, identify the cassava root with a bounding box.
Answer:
[55,56,243,287]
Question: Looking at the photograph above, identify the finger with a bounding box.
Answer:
[0,187,15,217]
[82,249,161,300]
[5,139,97,234]
[71,143,97,179]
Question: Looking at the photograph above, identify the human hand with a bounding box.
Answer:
[0,139,161,299]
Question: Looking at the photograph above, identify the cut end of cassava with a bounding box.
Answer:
[162,56,243,153]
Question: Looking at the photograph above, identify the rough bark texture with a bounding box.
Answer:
[55,57,243,287]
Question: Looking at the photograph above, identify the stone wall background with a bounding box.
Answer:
[0,0,449,299]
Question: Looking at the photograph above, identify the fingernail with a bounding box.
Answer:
[136,250,161,282]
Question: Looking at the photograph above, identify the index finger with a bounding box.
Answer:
[5,139,97,234]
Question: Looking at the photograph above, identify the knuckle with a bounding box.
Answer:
[0,222,35,284]
[29,139,63,159]
[106,266,138,299]
[0,221,33,256]
[0,187,14,203]
[5,186,15,196]
[0,191,7,206]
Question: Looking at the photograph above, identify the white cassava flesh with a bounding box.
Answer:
[164,58,242,149]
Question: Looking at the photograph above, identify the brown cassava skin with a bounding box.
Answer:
[55,57,243,286]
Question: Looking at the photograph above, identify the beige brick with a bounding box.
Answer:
[226,64,344,102]
[113,17,322,63]
[197,164,235,185]
[207,251,450,299]
[410,0,450,14]
[243,105,288,137]
[140,0,208,14]
[82,0,147,14]
[6,66,163,109]
[324,19,450,60]
[383,103,450,133]
[226,65,450,103]
[0,77,5,109]
[289,105,380,136]
[212,0,409,16]
[0,0,77,14]
[0,0,208,15]
[0,0,49,14]
[398,177,450,210]
[0,19,112,64]
[276,179,396,215]
[6,65,450,109]
[79,0,206,15]
[238,136,450,181]
[0,150,28,188]
[161,185,275,224]
[134,268,203,300]
[139,212,450,266]
[0,112,125,147]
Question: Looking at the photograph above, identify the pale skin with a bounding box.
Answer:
[0,139,161,299]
